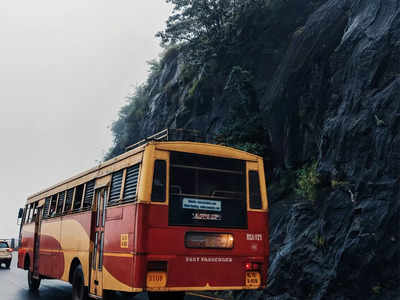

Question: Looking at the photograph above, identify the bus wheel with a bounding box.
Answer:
[72,265,87,300]
[28,271,41,291]
[148,292,185,300]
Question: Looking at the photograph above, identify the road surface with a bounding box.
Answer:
[0,253,224,300]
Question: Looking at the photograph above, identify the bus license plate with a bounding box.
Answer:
[146,271,167,288]
[246,272,261,287]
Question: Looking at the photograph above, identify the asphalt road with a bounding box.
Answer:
[0,253,222,300]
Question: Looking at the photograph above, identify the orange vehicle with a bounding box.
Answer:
[18,130,269,300]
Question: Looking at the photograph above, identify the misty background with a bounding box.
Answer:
[0,0,172,238]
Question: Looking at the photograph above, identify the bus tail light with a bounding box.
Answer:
[245,262,260,271]
[185,232,234,249]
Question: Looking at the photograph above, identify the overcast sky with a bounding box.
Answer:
[0,1,172,238]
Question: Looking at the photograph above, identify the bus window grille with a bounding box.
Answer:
[64,188,74,213]
[109,170,123,203]
[43,197,51,218]
[56,191,65,215]
[49,195,57,217]
[73,184,84,211]
[83,180,95,209]
[123,164,139,201]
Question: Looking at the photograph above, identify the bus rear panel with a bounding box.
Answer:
[140,148,269,292]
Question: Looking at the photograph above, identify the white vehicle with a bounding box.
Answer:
[0,241,12,269]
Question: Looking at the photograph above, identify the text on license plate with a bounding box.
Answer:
[246,271,261,287]
[146,271,167,288]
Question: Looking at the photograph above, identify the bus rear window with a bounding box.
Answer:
[249,171,262,209]
[169,152,247,228]
[152,160,166,203]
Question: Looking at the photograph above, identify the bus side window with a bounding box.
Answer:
[109,170,123,203]
[123,164,140,201]
[24,205,31,224]
[249,170,262,209]
[49,195,57,217]
[73,184,84,210]
[43,197,51,218]
[21,206,26,224]
[32,202,38,221]
[64,188,74,213]
[28,204,34,223]
[56,191,65,214]
[151,160,166,203]
[83,180,95,209]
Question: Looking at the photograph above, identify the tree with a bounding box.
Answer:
[157,0,266,65]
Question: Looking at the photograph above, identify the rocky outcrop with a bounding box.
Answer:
[109,0,400,299]
[260,0,400,299]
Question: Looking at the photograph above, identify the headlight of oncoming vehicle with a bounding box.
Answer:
[185,232,234,249]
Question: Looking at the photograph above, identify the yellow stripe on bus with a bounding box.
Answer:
[103,252,134,258]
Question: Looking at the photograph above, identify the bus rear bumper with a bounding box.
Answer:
[145,285,266,292]
[143,254,267,292]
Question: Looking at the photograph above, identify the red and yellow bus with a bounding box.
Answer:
[18,138,269,300]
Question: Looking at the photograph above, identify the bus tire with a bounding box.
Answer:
[5,260,11,269]
[72,265,87,300]
[148,292,185,300]
[28,271,41,291]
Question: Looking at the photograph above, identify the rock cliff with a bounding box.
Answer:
[108,0,400,299]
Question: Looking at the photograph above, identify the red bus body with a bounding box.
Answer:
[18,141,269,298]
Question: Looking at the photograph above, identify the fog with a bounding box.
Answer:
[0,0,172,238]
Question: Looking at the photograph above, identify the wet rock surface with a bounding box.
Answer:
[261,0,400,299]
[109,0,400,299]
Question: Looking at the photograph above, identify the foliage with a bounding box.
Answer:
[331,180,349,189]
[372,285,382,295]
[313,234,325,248]
[105,85,150,160]
[147,58,161,74]
[293,26,305,38]
[161,44,180,63]
[146,45,180,83]
[374,114,385,126]
[157,0,267,66]
[295,162,320,203]
[224,65,253,99]
[216,66,266,156]
[188,77,201,97]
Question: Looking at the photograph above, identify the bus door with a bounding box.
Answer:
[90,188,107,297]
[33,202,43,275]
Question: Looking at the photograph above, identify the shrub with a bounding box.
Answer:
[372,285,382,295]
[295,162,320,203]
[331,180,349,189]
[313,234,325,248]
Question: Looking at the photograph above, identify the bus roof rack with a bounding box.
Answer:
[125,128,205,151]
